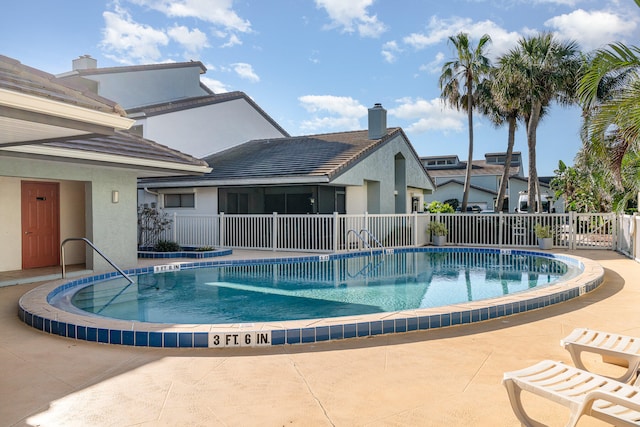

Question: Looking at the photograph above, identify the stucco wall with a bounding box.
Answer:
[85,67,208,109]
[0,157,138,272]
[60,181,86,265]
[141,98,287,158]
[0,177,22,270]
[332,134,433,214]
[345,186,366,214]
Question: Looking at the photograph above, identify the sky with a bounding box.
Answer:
[2,0,640,176]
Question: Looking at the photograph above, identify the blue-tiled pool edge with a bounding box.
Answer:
[137,248,233,259]
[19,247,604,349]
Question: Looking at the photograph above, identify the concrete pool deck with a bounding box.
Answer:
[1,249,638,426]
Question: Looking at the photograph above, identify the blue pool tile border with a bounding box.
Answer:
[20,248,603,349]
[137,248,233,259]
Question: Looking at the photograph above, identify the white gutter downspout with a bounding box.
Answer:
[144,187,162,208]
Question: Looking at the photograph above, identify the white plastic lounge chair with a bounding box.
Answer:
[561,328,640,385]
[503,359,640,427]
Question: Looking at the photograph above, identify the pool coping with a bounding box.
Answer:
[18,247,604,349]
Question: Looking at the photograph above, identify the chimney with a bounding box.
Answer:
[72,55,97,71]
[368,103,387,139]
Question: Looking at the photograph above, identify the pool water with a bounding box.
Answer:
[69,251,578,324]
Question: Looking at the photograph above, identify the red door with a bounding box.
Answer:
[21,181,60,269]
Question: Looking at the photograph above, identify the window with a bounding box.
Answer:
[164,193,195,208]
[227,193,248,214]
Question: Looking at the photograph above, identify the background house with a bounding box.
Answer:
[58,57,434,216]
[139,105,436,215]
[422,152,562,212]
[58,56,289,158]
[0,55,210,277]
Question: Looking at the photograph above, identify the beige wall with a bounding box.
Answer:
[0,177,22,270]
[332,134,433,214]
[0,156,139,273]
[60,181,86,265]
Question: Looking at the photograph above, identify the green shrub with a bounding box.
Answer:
[426,221,448,236]
[195,246,216,252]
[153,240,182,252]
[425,201,455,213]
[534,224,552,239]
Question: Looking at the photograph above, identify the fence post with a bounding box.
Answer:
[498,212,504,248]
[612,213,618,251]
[413,211,418,247]
[272,212,278,252]
[569,211,576,250]
[219,212,225,247]
[333,212,339,252]
[364,211,368,233]
[173,212,177,243]
[632,214,637,260]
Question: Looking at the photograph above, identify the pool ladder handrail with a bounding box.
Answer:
[345,229,385,255]
[61,237,134,284]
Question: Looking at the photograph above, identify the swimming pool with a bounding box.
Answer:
[19,248,604,349]
[66,251,577,324]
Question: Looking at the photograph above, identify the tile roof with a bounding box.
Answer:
[206,128,405,180]
[37,130,209,167]
[140,127,410,185]
[126,92,290,137]
[426,159,521,178]
[1,55,207,172]
[0,55,126,116]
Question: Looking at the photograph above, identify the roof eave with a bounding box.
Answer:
[139,175,331,188]
[1,145,211,174]
[0,88,134,130]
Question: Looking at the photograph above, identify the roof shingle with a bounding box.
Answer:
[203,128,403,180]
[0,55,126,116]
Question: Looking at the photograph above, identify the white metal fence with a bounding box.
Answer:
[148,211,626,253]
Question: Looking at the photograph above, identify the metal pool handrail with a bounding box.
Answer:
[61,237,134,284]
[346,229,385,255]
[359,229,385,251]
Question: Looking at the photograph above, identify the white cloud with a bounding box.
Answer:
[315,0,387,38]
[201,76,230,93]
[545,9,637,51]
[309,50,320,64]
[532,0,579,5]
[403,16,521,59]
[101,6,169,64]
[381,40,401,63]
[167,25,209,54]
[221,34,242,48]
[127,0,251,32]
[389,97,465,133]
[419,52,445,74]
[232,62,259,82]
[298,95,367,132]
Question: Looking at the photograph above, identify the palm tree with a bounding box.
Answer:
[476,54,528,213]
[508,33,581,212]
[579,42,640,190]
[439,32,492,212]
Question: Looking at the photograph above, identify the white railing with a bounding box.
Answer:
[339,213,423,251]
[144,211,624,253]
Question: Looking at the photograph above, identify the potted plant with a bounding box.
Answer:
[534,224,553,250]
[427,221,448,246]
